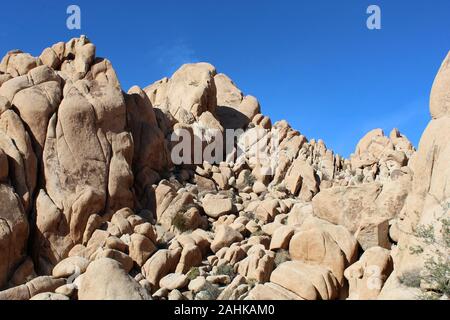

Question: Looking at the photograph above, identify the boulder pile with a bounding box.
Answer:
[0,36,448,300]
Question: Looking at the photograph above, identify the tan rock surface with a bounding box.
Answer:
[0,37,448,301]
[78,258,151,300]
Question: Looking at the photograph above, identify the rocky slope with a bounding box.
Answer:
[0,36,448,300]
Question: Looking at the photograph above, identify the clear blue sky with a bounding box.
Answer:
[1,0,449,157]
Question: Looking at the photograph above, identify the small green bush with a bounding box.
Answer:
[215,264,236,278]
[273,183,288,193]
[398,270,421,288]
[274,249,291,267]
[243,171,256,186]
[409,214,450,299]
[250,229,266,237]
[186,267,200,280]
[355,174,364,184]
[172,212,188,232]
[241,211,255,220]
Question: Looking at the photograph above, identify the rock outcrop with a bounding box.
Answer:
[0,37,448,300]
[393,52,450,295]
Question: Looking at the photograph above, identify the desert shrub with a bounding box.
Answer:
[398,270,422,288]
[421,256,450,298]
[243,171,256,186]
[195,285,220,300]
[273,183,288,193]
[409,213,450,299]
[172,212,188,232]
[215,264,236,278]
[186,267,200,280]
[241,211,255,220]
[355,173,364,184]
[250,228,266,237]
[246,278,259,287]
[274,249,291,267]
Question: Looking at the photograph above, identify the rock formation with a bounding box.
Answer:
[0,36,448,300]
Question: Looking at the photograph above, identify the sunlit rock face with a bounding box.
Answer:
[0,37,447,301]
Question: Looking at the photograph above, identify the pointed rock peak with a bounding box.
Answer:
[430,51,450,119]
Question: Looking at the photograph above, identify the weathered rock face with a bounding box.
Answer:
[290,228,347,284]
[125,86,171,209]
[236,245,275,283]
[142,248,181,290]
[0,275,65,300]
[1,65,62,158]
[284,159,319,201]
[246,282,304,300]
[211,225,243,253]
[214,73,260,129]
[270,261,340,300]
[52,256,89,279]
[430,52,450,119]
[367,52,449,301]
[0,38,447,301]
[350,128,414,182]
[145,63,217,125]
[0,101,37,213]
[0,184,29,289]
[202,194,234,218]
[0,37,142,281]
[395,53,450,279]
[288,216,358,286]
[312,176,411,250]
[31,37,134,274]
[0,50,38,77]
[344,246,393,300]
[78,258,151,300]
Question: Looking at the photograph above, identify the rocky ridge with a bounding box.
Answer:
[0,36,448,300]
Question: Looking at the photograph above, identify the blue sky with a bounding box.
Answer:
[1,1,449,157]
